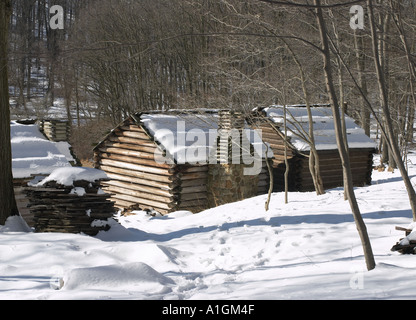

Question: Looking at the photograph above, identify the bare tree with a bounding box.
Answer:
[367,0,416,221]
[313,0,376,271]
[0,0,19,225]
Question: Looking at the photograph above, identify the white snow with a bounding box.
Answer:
[1,152,416,300]
[33,167,108,187]
[264,106,377,151]
[11,121,72,179]
[140,112,270,164]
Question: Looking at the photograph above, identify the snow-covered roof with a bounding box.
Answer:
[11,121,72,179]
[139,110,271,164]
[262,105,377,152]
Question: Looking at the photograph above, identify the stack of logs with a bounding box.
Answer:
[25,179,115,236]
[40,119,71,142]
[391,226,416,254]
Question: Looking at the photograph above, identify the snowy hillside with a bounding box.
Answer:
[1,154,416,300]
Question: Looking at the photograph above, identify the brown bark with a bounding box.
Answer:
[367,0,416,221]
[314,0,376,271]
[0,0,19,225]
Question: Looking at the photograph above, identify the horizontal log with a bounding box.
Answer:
[100,152,172,169]
[257,185,268,192]
[105,171,177,190]
[99,159,175,176]
[181,185,207,194]
[99,147,156,160]
[273,153,298,161]
[178,199,208,208]
[180,178,207,188]
[112,198,138,209]
[261,132,282,141]
[109,193,174,210]
[115,128,151,140]
[104,141,159,154]
[120,125,147,133]
[180,171,208,180]
[101,180,175,197]
[258,180,269,187]
[103,185,175,203]
[178,165,209,173]
[305,156,372,167]
[180,192,208,202]
[99,165,176,186]
[296,166,372,175]
[258,173,269,180]
[108,135,158,147]
[298,166,370,177]
[395,226,413,233]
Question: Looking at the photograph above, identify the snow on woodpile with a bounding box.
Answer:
[264,106,377,151]
[25,167,114,236]
[33,167,108,187]
[11,121,72,179]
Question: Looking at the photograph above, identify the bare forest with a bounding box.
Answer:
[5,1,415,165]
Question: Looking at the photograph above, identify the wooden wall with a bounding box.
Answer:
[94,119,178,215]
[176,165,209,213]
[254,121,374,192]
[95,116,269,215]
[40,120,71,142]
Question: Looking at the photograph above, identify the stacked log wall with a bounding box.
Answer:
[296,149,374,191]
[177,165,209,212]
[255,122,297,192]
[257,161,270,195]
[94,119,180,215]
[253,121,374,192]
[40,120,71,142]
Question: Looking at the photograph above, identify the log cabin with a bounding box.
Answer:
[250,105,377,192]
[94,109,271,215]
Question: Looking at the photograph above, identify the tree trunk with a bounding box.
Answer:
[285,41,325,195]
[0,0,19,225]
[314,0,376,271]
[367,0,416,221]
[284,105,289,204]
[354,30,370,136]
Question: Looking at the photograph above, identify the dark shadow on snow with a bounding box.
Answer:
[99,208,412,243]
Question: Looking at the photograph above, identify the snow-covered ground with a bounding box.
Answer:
[1,153,416,300]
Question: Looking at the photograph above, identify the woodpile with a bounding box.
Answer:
[40,119,71,142]
[391,226,416,254]
[13,178,36,227]
[25,179,115,236]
